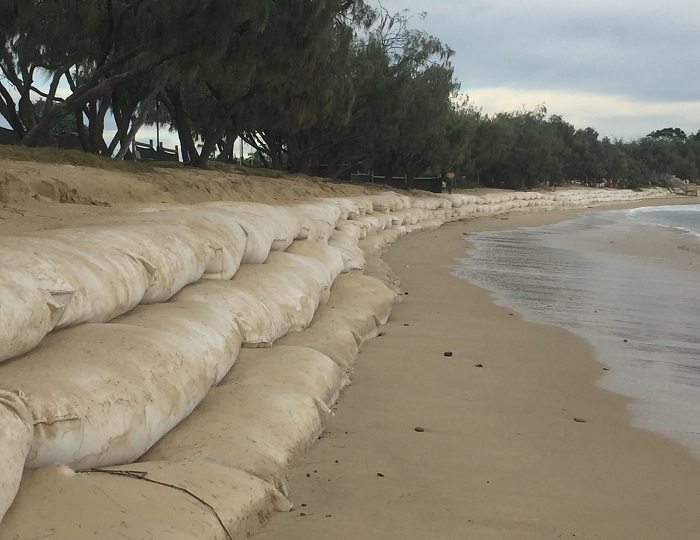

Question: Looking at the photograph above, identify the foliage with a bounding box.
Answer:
[0,0,697,181]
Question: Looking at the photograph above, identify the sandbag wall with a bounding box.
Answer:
[0,187,669,538]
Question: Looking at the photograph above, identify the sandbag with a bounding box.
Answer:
[288,201,345,241]
[173,252,335,348]
[0,301,241,470]
[223,345,350,407]
[231,252,334,344]
[112,205,248,280]
[64,220,226,302]
[0,461,289,539]
[143,384,327,493]
[201,202,301,256]
[285,240,346,283]
[278,274,398,370]
[0,391,33,524]
[0,268,70,363]
[328,230,366,271]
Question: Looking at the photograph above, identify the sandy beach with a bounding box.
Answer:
[1,158,697,538]
[255,206,700,540]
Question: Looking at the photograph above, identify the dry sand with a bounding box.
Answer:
[255,206,700,540]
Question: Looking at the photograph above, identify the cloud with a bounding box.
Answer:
[377,0,700,136]
[464,86,700,139]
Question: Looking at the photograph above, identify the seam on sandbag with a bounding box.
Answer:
[85,468,233,540]
[34,413,81,425]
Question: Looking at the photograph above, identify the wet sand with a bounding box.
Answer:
[255,206,700,540]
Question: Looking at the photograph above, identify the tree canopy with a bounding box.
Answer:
[0,0,697,184]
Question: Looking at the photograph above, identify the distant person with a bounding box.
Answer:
[445,171,455,194]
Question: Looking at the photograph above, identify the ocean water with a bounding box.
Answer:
[454,204,700,458]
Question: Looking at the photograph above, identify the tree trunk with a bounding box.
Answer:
[217,135,237,163]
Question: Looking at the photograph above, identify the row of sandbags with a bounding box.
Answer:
[0,273,398,539]
[0,188,665,364]
[0,199,369,364]
[440,187,668,217]
[0,187,670,527]
[0,193,440,524]
[0,240,353,522]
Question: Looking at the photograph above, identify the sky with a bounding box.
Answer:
[378,0,700,139]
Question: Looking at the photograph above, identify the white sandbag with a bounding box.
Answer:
[171,281,276,346]
[359,229,403,258]
[277,317,361,371]
[346,196,374,216]
[0,461,290,539]
[232,252,333,343]
[328,230,365,271]
[130,202,289,265]
[279,274,398,370]
[174,252,335,348]
[352,214,389,234]
[143,384,327,493]
[337,219,368,239]
[286,240,346,283]
[202,201,301,255]
[321,197,363,219]
[0,235,154,326]
[116,205,248,280]
[0,268,70,363]
[0,391,33,524]
[0,302,241,470]
[411,197,443,210]
[224,345,350,407]
[368,192,411,213]
[288,197,365,240]
[288,202,343,241]
[362,253,403,295]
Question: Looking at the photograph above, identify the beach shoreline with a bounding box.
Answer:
[255,201,700,540]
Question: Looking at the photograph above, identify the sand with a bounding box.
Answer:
[3,155,699,538]
[254,206,700,540]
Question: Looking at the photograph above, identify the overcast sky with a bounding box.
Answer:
[378,0,700,139]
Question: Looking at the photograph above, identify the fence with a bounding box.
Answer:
[0,126,82,150]
[349,172,448,193]
[132,140,180,162]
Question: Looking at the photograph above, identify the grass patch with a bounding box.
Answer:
[205,160,285,178]
[0,144,155,173]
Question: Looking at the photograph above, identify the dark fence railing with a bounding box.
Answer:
[349,172,449,193]
[0,126,82,150]
[132,140,180,162]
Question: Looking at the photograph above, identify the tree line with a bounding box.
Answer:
[1,1,698,188]
[451,108,700,189]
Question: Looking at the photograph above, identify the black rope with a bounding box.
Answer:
[85,468,233,540]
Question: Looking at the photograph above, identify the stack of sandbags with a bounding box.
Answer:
[278,274,398,371]
[328,229,366,271]
[368,192,412,213]
[172,251,336,348]
[0,226,219,363]
[142,345,350,493]
[0,301,243,472]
